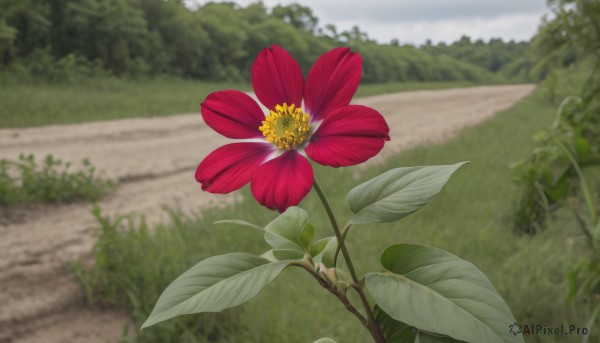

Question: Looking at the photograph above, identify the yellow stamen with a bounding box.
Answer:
[259,103,310,150]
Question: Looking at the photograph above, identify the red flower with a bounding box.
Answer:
[196,45,390,212]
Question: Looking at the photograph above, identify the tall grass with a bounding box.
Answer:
[0,76,487,128]
[74,90,590,342]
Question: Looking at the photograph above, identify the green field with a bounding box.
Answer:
[74,89,592,342]
[0,78,481,128]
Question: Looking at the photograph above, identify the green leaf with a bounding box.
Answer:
[374,306,462,343]
[259,250,278,263]
[310,237,331,256]
[313,338,338,343]
[272,249,305,261]
[264,206,314,253]
[142,253,287,329]
[374,305,416,342]
[311,236,337,268]
[415,332,463,343]
[347,163,468,224]
[365,244,522,343]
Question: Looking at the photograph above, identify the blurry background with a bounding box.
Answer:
[1,0,599,342]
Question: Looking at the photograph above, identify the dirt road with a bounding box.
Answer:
[0,84,535,342]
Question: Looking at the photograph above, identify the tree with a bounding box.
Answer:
[271,3,318,33]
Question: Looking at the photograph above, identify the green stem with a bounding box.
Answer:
[313,179,360,284]
[293,262,369,327]
[313,179,385,343]
[333,223,352,266]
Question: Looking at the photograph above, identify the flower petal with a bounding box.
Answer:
[196,142,274,193]
[305,105,390,167]
[304,48,362,121]
[251,45,304,110]
[251,151,314,212]
[201,90,265,139]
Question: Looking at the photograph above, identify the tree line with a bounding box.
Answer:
[1,0,531,83]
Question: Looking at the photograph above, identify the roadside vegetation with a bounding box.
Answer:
[510,0,600,331]
[0,1,532,129]
[0,79,481,128]
[73,88,592,342]
[0,154,113,206]
[5,0,598,341]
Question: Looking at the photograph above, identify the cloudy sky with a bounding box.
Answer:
[189,0,550,45]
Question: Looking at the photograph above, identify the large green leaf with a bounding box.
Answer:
[264,206,314,254]
[374,305,463,343]
[346,163,468,224]
[374,305,416,342]
[365,244,522,343]
[142,253,287,328]
[272,249,305,261]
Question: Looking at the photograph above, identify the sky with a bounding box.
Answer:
[188,0,551,45]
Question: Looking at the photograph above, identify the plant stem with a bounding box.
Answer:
[312,179,385,343]
[333,223,351,266]
[294,262,368,325]
[313,179,359,283]
[294,262,385,343]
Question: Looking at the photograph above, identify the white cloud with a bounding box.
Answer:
[188,0,550,44]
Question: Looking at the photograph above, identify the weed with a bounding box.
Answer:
[72,206,260,343]
[0,154,113,205]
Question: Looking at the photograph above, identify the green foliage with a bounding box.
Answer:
[142,253,288,329]
[0,0,523,84]
[346,163,468,224]
[76,91,588,342]
[511,0,600,234]
[72,207,259,342]
[348,42,494,83]
[423,35,530,74]
[0,154,113,205]
[263,207,315,255]
[311,236,337,268]
[373,306,416,343]
[509,0,600,335]
[537,0,600,66]
[312,338,338,343]
[366,244,521,343]
[144,153,487,341]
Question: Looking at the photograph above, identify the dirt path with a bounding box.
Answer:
[0,84,535,342]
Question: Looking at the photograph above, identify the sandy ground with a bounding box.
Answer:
[0,84,535,342]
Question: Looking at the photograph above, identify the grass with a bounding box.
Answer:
[0,154,114,205]
[0,77,246,128]
[73,89,596,342]
[355,80,481,97]
[0,76,488,128]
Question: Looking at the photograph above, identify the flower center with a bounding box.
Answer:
[259,103,310,150]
